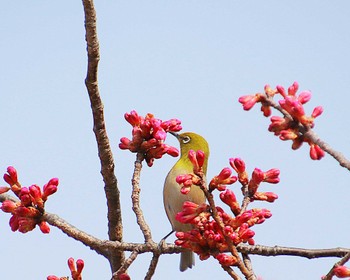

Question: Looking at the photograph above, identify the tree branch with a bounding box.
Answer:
[81,0,124,272]
[131,154,153,243]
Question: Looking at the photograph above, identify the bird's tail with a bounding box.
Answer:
[180,250,194,272]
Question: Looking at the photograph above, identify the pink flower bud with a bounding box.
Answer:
[68,257,76,272]
[165,145,179,157]
[43,183,58,200]
[47,276,60,280]
[288,81,299,96]
[229,158,246,173]
[311,106,323,118]
[18,217,37,233]
[20,187,32,206]
[119,137,131,150]
[253,192,278,203]
[1,200,17,213]
[298,90,311,104]
[279,129,298,141]
[238,95,258,111]
[276,85,286,97]
[124,110,141,126]
[119,273,131,280]
[29,184,42,202]
[309,144,325,160]
[48,178,59,186]
[6,166,18,183]
[216,253,237,266]
[220,189,241,215]
[260,104,271,117]
[161,119,182,132]
[39,221,50,234]
[264,168,280,184]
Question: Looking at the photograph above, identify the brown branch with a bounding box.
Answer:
[112,251,139,280]
[44,212,108,257]
[81,0,124,272]
[221,265,242,280]
[237,244,350,259]
[131,153,153,243]
[145,253,161,280]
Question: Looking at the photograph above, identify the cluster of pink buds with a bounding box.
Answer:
[175,201,272,264]
[47,257,84,280]
[0,166,58,234]
[119,110,182,166]
[175,152,279,267]
[239,82,325,160]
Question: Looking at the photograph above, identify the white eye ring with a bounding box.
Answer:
[182,136,191,144]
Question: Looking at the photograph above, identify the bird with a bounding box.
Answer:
[163,132,209,271]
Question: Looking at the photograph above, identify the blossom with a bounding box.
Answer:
[309,143,325,160]
[188,149,205,173]
[119,111,181,166]
[239,82,325,161]
[209,167,237,191]
[1,166,58,234]
[48,258,84,280]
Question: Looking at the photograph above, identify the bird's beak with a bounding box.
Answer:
[169,131,180,139]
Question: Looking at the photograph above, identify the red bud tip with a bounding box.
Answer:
[39,221,50,234]
[298,90,312,104]
[229,158,246,173]
[287,81,299,96]
[76,259,84,274]
[334,265,350,278]
[309,144,325,160]
[119,273,131,280]
[311,106,323,118]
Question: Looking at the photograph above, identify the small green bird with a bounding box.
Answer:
[163,132,209,271]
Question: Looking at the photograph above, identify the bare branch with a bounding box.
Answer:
[237,244,350,259]
[112,251,139,280]
[145,253,161,280]
[131,154,153,243]
[81,0,124,272]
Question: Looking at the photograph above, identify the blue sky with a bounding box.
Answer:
[1,1,350,279]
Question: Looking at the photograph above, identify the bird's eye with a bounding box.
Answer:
[182,135,191,144]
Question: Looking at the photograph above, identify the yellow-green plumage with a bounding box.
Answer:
[163,132,209,271]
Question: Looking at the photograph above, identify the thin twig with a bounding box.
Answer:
[131,153,153,243]
[81,0,124,272]
[144,253,161,280]
[236,244,350,259]
[221,265,242,280]
[112,251,139,280]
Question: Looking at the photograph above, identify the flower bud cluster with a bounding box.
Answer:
[175,201,272,263]
[47,257,84,280]
[119,110,181,166]
[175,154,279,267]
[239,82,325,160]
[1,166,58,234]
